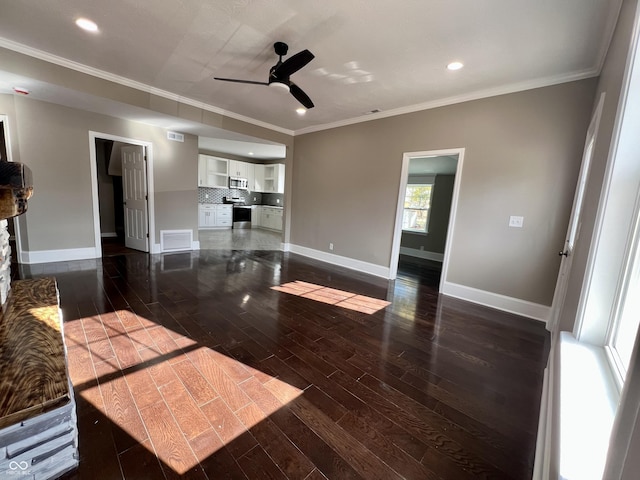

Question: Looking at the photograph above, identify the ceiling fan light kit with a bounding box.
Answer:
[269,81,290,92]
[214,42,315,109]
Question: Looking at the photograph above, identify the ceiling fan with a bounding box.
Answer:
[214,42,315,109]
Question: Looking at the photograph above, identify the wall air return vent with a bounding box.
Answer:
[160,229,192,252]
[166,131,184,142]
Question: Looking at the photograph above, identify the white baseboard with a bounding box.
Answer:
[441,281,550,322]
[152,243,161,254]
[100,232,118,238]
[20,247,99,264]
[192,241,200,251]
[282,242,291,252]
[288,244,390,279]
[399,247,444,262]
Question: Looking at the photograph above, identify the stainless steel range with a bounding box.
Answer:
[224,196,251,229]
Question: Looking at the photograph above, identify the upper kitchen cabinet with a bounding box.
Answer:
[264,164,285,193]
[198,154,228,188]
[253,164,265,192]
[228,160,249,179]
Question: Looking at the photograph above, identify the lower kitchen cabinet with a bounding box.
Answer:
[260,206,283,231]
[198,204,232,228]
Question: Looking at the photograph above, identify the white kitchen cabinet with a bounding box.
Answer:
[263,164,285,193]
[198,204,232,228]
[246,163,255,191]
[228,160,249,178]
[260,206,283,231]
[253,164,265,192]
[251,206,261,226]
[198,155,228,188]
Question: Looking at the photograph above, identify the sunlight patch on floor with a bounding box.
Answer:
[68,311,304,475]
[272,280,390,314]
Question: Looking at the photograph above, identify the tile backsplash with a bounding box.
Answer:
[198,187,288,205]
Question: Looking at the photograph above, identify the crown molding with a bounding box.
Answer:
[0,37,294,136]
[0,35,604,139]
[293,68,599,136]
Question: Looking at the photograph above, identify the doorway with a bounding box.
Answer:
[89,132,154,257]
[389,148,465,289]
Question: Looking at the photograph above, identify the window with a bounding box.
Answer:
[402,184,433,233]
[607,226,640,383]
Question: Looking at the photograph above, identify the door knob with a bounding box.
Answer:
[559,250,568,257]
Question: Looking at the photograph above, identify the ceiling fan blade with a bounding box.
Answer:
[290,83,314,109]
[214,77,269,86]
[274,49,315,78]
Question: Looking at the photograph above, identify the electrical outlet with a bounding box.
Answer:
[329,243,334,251]
[509,215,524,228]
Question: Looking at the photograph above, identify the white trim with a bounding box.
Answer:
[192,240,200,251]
[0,38,293,137]
[282,242,291,252]
[441,281,550,322]
[295,70,599,136]
[289,244,390,279]
[389,148,464,288]
[399,247,444,262]
[20,247,98,264]
[89,131,155,258]
[152,243,161,254]
[100,232,118,238]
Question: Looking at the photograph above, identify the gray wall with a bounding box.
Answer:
[292,80,597,305]
[401,174,455,255]
[7,95,198,252]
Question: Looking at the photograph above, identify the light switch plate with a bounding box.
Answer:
[509,215,524,228]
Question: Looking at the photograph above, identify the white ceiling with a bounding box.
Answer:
[0,0,621,147]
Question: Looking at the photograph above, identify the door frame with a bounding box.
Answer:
[389,147,465,289]
[89,131,154,257]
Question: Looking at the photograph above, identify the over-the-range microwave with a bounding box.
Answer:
[229,176,248,190]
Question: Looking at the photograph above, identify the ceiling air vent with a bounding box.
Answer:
[167,131,184,142]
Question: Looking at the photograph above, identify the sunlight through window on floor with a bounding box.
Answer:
[272,280,390,314]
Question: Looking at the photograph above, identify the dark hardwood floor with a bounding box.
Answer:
[13,249,549,479]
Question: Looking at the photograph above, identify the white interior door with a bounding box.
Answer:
[548,94,605,333]
[122,145,149,252]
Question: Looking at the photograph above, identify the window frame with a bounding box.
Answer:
[401,182,434,234]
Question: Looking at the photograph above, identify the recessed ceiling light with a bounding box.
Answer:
[248,152,254,156]
[447,61,464,71]
[75,18,99,33]
[13,87,29,95]
[296,108,306,115]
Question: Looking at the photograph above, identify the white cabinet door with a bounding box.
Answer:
[246,163,255,191]
[252,206,261,226]
[228,160,249,178]
[253,164,265,192]
[199,205,215,228]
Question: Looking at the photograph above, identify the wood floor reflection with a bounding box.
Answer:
[14,249,549,479]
